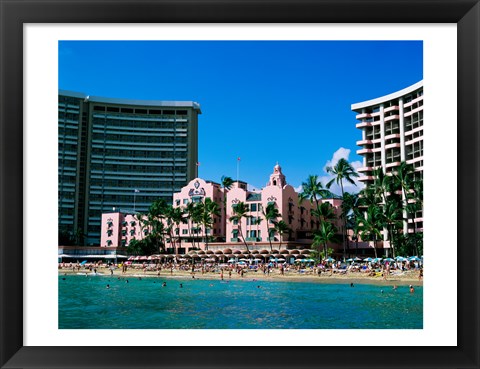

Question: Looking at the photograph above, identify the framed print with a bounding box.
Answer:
[1,0,479,368]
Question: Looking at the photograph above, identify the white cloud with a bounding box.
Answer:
[294,185,303,193]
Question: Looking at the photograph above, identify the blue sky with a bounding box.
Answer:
[59,40,422,195]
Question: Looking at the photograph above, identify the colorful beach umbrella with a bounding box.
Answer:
[363,257,373,262]
[383,258,394,262]
[346,258,354,262]
[324,257,335,262]
[80,260,87,265]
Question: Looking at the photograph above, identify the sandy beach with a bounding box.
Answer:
[58,266,423,286]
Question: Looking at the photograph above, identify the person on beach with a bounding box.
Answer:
[418,269,423,280]
[220,269,224,281]
[229,270,232,279]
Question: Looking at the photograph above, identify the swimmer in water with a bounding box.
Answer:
[381,290,384,294]
[180,284,183,288]
[257,285,261,288]
[350,283,354,287]
[126,280,129,283]
[409,285,415,293]
[393,285,397,290]
[162,282,167,287]
[106,284,110,289]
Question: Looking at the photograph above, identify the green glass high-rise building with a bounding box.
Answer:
[58,90,201,245]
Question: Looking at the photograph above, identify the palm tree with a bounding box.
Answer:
[298,175,331,216]
[185,201,202,250]
[383,199,403,258]
[200,198,220,250]
[357,205,384,259]
[229,201,251,252]
[392,161,420,254]
[221,176,234,240]
[273,220,291,249]
[311,202,336,224]
[342,192,360,256]
[326,158,359,260]
[262,203,280,252]
[168,206,185,254]
[312,222,338,261]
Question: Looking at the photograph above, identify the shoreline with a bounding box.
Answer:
[58,268,423,286]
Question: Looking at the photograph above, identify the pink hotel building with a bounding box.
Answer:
[100,164,343,253]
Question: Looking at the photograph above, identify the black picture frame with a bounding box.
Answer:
[1,1,479,368]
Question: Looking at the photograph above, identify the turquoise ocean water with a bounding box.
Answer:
[59,275,423,329]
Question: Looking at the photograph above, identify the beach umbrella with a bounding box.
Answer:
[363,257,373,262]
[239,258,248,261]
[305,258,315,262]
[289,249,300,255]
[277,258,286,261]
[80,260,88,265]
[354,257,362,261]
[383,258,394,262]
[300,249,311,255]
[280,249,290,254]
[253,258,262,261]
[228,258,236,262]
[346,258,354,262]
[128,256,135,261]
[409,256,421,261]
[324,257,335,262]
[251,250,260,254]
[237,261,246,265]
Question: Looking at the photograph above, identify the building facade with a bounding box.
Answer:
[352,80,423,234]
[58,90,201,245]
[100,165,344,253]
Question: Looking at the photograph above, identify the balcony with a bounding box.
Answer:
[357,148,373,155]
[384,105,399,113]
[384,133,400,140]
[356,139,372,146]
[385,161,401,168]
[355,113,372,120]
[356,122,372,129]
[384,114,400,122]
[230,238,239,242]
[404,95,423,108]
[245,237,262,242]
[357,166,373,173]
[385,142,401,150]
[358,175,374,182]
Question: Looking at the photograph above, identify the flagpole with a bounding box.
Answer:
[237,157,240,183]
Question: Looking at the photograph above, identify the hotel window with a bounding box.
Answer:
[121,230,126,236]
[175,199,180,206]
[106,240,112,246]
[250,230,257,238]
[130,229,136,236]
[233,219,238,225]
[183,199,189,204]
[130,221,136,227]
[107,221,113,228]
[107,229,113,236]
[175,228,179,235]
[250,203,257,212]
[182,229,188,235]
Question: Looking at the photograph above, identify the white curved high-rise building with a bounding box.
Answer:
[352,80,423,234]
